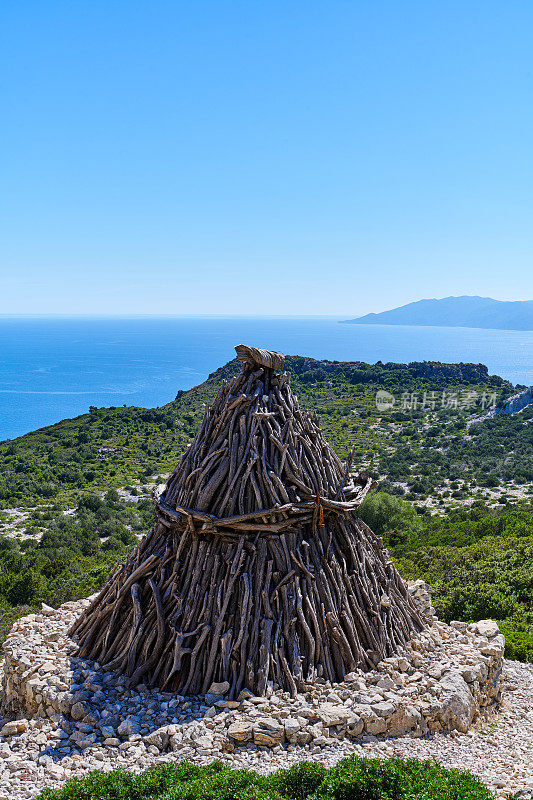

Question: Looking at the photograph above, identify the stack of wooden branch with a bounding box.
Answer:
[70,344,426,698]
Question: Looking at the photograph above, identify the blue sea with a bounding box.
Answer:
[1,316,532,442]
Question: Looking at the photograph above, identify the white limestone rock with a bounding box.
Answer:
[439,671,475,733]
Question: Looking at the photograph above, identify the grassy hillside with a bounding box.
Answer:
[0,490,156,644]
[0,355,526,511]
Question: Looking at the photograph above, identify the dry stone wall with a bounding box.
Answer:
[0,583,503,756]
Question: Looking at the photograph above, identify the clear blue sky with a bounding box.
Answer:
[1,1,532,315]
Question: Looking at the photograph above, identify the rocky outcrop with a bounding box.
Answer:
[438,672,476,733]
[492,386,533,417]
[469,386,533,426]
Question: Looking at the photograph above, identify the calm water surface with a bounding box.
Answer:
[0,316,532,441]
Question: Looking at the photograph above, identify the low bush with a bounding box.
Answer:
[36,756,501,800]
[358,493,423,540]
[498,618,533,662]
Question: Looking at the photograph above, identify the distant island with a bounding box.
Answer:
[343,295,533,331]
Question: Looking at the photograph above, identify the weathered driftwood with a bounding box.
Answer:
[70,346,426,698]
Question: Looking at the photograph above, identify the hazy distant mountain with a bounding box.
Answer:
[343,296,533,331]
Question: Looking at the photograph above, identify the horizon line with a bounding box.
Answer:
[0,313,351,320]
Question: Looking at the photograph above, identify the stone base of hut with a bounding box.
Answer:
[1,584,503,752]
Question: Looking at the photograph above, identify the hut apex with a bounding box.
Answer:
[70,345,426,699]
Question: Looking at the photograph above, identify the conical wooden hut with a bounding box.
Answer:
[70,345,425,698]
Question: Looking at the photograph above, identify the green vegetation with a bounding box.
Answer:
[36,756,501,800]
[0,405,188,508]
[359,494,533,661]
[353,492,424,542]
[0,491,154,643]
[0,355,523,509]
[379,405,533,500]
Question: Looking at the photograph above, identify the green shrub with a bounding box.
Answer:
[165,767,270,800]
[358,493,423,540]
[307,756,497,800]
[268,762,327,799]
[7,569,46,606]
[308,756,402,800]
[35,757,498,800]
[432,584,520,623]
[499,619,533,662]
